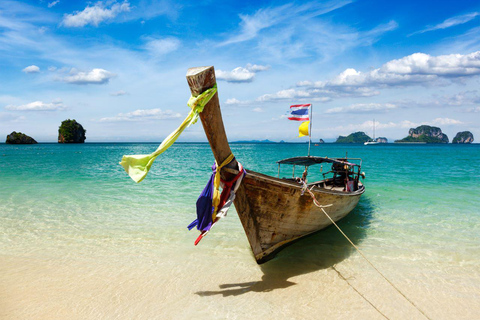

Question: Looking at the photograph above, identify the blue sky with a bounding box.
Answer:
[1,0,479,142]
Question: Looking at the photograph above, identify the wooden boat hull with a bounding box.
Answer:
[233,170,365,263]
[185,66,365,264]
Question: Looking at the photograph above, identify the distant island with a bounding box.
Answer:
[5,131,37,144]
[232,139,277,144]
[335,132,371,143]
[395,125,448,144]
[58,119,86,143]
[452,131,474,144]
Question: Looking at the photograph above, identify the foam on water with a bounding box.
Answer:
[1,143,479,319]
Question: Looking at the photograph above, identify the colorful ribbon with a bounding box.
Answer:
[119,84,217,183]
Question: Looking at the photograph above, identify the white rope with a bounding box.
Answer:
[331,265,390,320]
[303,182,431,320]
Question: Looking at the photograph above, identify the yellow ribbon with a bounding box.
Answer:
[119,84,217,183]
[212,153,235,220]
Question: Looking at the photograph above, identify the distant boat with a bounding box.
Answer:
[364,119,379,145]
[187,66,365,264]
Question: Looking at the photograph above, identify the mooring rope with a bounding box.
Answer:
[302,182,432,320]
[331,265,389,320]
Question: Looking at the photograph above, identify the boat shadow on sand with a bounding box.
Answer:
[196,197,374,297]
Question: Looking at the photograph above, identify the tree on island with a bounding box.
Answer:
[58,119,86,143]
[5,131,37,144]
[452,131,474,144]
[335,132,371,143]
[395,125,448,143]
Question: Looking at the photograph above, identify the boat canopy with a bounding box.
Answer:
[277,156,359,167]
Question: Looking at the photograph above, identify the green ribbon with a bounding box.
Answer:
[119,84,217,183]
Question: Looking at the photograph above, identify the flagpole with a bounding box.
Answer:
[308,104,312,156]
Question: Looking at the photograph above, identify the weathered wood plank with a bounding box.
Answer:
[186,66,365,264]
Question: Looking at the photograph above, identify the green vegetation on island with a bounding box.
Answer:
[395,125,448,144]
[335,132,371,143]
[58,119,86,143]
[5,131,37,144]
[452,131,474,144]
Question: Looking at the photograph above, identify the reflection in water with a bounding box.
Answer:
[196,197,374,297]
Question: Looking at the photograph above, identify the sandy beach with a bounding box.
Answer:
[2,225,479,320]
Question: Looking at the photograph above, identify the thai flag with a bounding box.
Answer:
[288,104,310,121]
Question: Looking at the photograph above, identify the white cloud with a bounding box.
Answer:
[246,63,270,72]
[271,114,289,121]
[99,108,181,122]
[430,117,463,125]
[219,1,353,46]
[22,65,40,73]
[379,52,480,77]
[5,99,65,111]
[216,63,270,83]
[62,1,131,27]
[392,91,480,110]
[412,12,479,35]
[256,88,311,102]
[48,1,60,8]
[144,37,180,56]
[297,80,313,86]
[62,68,116,85]
[110,90,127,96]
[266,51,480,102]
[225,98,242,105]
[466,106,480,113]
[441,90,479,106]
[218,1,396,63]
[216,67,255,83]
[325,103,398,114]
[327,51,480,86]
[253,107,263,112]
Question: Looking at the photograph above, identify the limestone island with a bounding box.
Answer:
[452,131,474,144]
[395,125,448,144]
[5,131,37,144]
[58,119,86,143]
[318,139,325,144]
[335,132,371,143]
[376,137,388,143]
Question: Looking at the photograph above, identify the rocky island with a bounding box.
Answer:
[395,125,449,143]
[58,119,86,143]
[5,131,37,144]
[335,132,371,143]
[452,131,474,144]
[376,137,388,143]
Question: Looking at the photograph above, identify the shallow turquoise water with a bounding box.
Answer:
[1,143,479,259]
[1,143,479,318]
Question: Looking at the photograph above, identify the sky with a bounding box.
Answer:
[1,0,479,142]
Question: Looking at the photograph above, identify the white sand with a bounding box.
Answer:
[2,242,479,320]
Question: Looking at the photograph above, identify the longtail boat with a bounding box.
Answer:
[186,66,365,264]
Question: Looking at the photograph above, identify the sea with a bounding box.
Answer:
[1,142,479,319]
